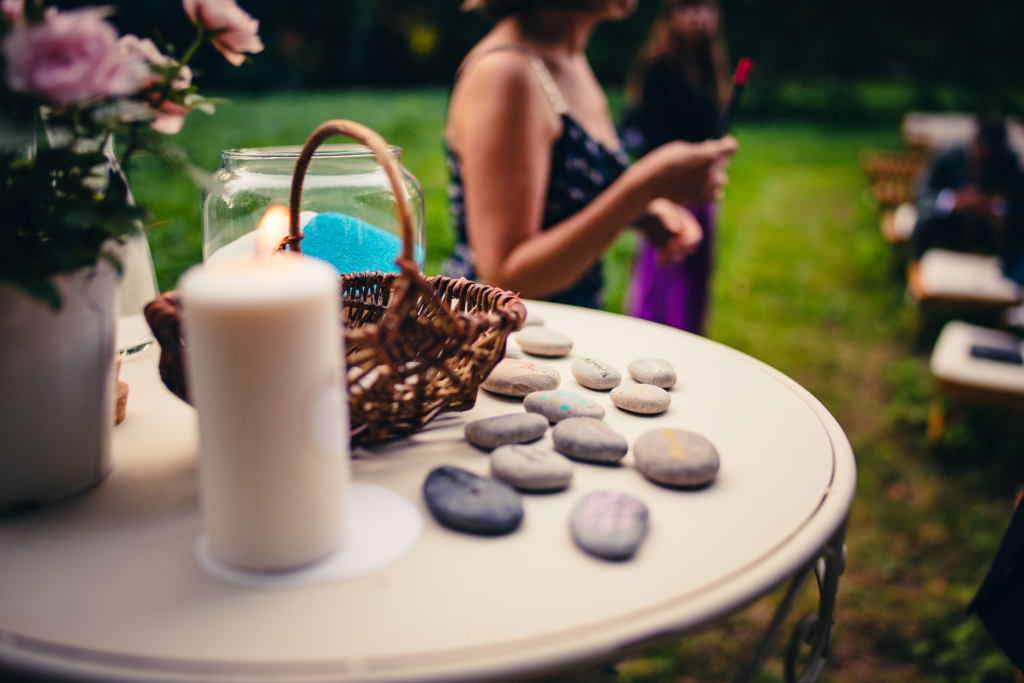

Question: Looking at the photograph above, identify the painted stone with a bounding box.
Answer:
[464,413,549,450]
[609,384,671,415]
[523,310,545,327]
[515,327,573,358]
[571,357,622,391]
[570,491,649,560]
[490,444,574,492]
[422,466,523,535]
[481,358,560,397]
[524,390,605,423]
[552,417,628,464]
[633,428,720,488]
[627,358,677,389]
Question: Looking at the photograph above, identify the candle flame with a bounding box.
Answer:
[255,205,291,257]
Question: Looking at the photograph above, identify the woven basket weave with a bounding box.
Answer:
[145,120,526,444]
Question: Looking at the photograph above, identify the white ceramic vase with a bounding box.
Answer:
[0,261,119,511]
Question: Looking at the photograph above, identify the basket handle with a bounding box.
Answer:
[286,120,415,266]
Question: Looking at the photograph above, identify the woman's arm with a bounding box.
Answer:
[450,51,734,299]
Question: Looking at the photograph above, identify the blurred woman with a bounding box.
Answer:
[442,0,736,309]
[621,0,729,333]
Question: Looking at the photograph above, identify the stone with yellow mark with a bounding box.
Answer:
[609,383,670,414]
[633,428,719,488]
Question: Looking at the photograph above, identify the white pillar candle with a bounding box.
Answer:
[180,252,348,571]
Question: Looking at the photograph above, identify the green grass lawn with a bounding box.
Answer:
[130,91,1022,682]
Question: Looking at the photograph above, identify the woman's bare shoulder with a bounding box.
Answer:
[449,46,560,148]
[456,46,542,104]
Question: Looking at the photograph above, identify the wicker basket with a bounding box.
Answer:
[145,120,526,444]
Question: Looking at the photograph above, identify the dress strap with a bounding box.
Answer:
[456,43,568,115]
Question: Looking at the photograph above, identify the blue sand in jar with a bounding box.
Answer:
[301,212,424,275]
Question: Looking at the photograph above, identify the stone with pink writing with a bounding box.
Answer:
[524,390,605,424]
[552,417,628,464]
[515,326,573,358]
[570,491,649,561]
[610,384,671,415]
[571,357,621,390]
[633,428,720,488]
[481,358,560,397]
[490,444,574,492]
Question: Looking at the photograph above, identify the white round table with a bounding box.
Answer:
[0,302,856,683]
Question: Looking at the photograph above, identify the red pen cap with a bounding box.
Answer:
[733,58,753,86]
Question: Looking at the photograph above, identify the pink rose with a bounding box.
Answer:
[2,0,24,24]
[118,35,192,89]
[3,8,148,106]
[182,0,263,67]
[150,99,190,135]
[117,35,194,134]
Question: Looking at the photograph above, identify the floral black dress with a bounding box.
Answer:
[442,47,630,310]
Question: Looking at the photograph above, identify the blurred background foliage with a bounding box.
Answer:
[65,0,1024,121]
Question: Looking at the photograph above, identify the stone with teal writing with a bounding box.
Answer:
[523,390,604,423]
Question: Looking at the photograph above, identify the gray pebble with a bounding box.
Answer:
[490,444,574,492]
[633,428,720,488]
[481,358,560,397]
[515,327,573,358]
[552,417,628,464]
[423,466,523,536]
[571,491,649,561]
[610,384,671,415]
[465,413,549,450]
[523,310,545,327]
[524,390,605,423]
[627,358,677,389]
[504,342,523,359]
[571,357,622,390]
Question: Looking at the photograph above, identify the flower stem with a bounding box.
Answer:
[180,25,205,66]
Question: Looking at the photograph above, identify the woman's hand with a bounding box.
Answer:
[632,136,737,205]
[638,198,703,265]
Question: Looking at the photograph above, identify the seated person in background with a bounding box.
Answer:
[911,119,1024,282]
[442,0,736,309]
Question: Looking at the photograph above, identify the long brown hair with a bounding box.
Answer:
[627,0,730,109]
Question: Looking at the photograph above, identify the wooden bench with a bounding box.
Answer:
[928,320,1024,439]
[909,249,1022,315]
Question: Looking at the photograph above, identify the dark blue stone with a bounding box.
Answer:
[423,466,524,536]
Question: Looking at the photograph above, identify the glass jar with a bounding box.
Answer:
[202,145,425,273]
